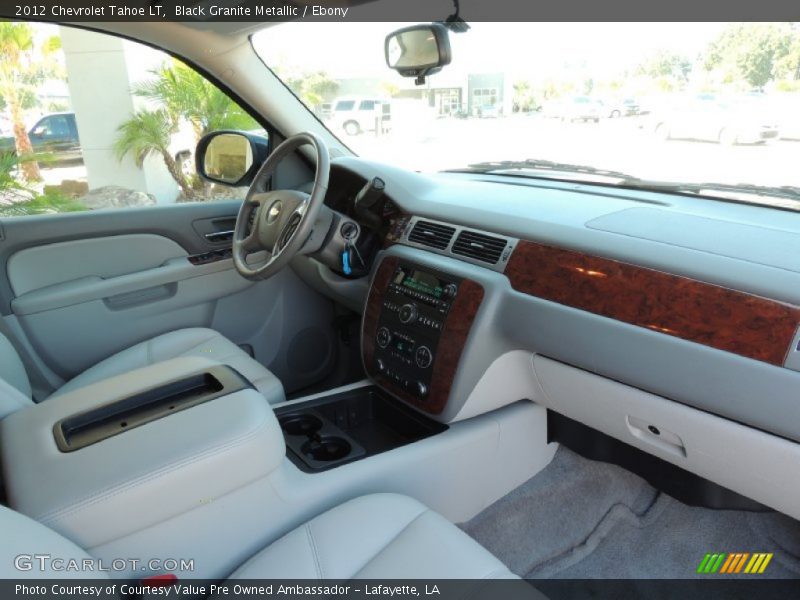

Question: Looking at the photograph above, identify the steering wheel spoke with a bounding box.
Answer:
[231,133,330,280]
[236,230,260,253]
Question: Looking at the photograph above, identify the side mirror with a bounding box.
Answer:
[195,130,269,187]
[385,23,451,84]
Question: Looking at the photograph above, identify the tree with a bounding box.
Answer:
[132,60,258,144]
[0,23,61,182]
[774,34,800,81]
[634,50,692,90]
[0,152,85,216]
[113,109,192,198]
[379,81,400,98]
[285,71,339,108]
[121,59,259,198]
[704,23,796,88]
[512,80,539,112]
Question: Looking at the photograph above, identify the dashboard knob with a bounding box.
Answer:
[442,283,458,299]
[376,359,386,373]
[376,326,391,348]
[415,345,433,369]
[398,303,418,324]
[414,382,428,398]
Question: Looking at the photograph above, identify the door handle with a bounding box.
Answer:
[204,230,235,242]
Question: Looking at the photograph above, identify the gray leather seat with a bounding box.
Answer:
[0,504,101,579]
[1,494,516,580]
[0,327,283,419]
[229,493,517,579]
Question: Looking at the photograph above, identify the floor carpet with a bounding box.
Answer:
[460,446,800,579]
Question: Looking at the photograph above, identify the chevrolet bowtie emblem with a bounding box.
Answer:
[267,201,282,223]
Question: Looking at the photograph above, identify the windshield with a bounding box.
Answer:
[253,23,800,204]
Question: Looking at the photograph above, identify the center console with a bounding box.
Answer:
[275,385,447,472]
[0,356,284,549]
[363,256,484,415]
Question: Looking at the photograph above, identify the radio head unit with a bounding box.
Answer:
[363,258,484,415]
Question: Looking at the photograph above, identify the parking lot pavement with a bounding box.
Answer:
[348,114,800,190]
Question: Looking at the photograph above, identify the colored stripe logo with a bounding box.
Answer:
[697,552,773,574]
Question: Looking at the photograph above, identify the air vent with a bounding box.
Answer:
[451,230,507,264]
[407,220,455,250]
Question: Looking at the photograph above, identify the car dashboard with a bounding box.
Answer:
[294,154,800,521]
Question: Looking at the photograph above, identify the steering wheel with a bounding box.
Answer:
[232,132,329,280]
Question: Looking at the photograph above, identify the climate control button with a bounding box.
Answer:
[376,326,391,348]
[398,303,419,324]
[415,345,433,369]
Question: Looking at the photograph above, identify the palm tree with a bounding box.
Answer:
[0,23,42,182]
[133,60,258,144]
[127,59,259,197]
[113,109,192,198]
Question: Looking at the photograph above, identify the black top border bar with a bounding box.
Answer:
[2,0,800,23]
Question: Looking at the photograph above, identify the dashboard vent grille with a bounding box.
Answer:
[451,230,507,264]
[407,220,455,250]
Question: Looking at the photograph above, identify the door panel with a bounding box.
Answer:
[0,201,244,311]
[10,254,248,316]
[7,233,186,296]
[1,204,337,392]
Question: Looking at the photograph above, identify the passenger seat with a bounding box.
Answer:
[229,494,517,579]
[1,494,517,580]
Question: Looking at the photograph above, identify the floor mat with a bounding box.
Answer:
[460,447,800,579]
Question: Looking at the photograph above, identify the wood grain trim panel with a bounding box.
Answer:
[362,256,398,377]
[506,240,800,366]
[362,256,484,414]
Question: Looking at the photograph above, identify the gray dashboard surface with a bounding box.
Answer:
[587,207,800,274]
[326,156,800,442]
[333,156,800,307]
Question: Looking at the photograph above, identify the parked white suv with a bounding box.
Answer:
[328,97,391,136]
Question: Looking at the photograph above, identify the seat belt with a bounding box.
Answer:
[0,314,54,402]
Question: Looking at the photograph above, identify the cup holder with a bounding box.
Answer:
[301,436,352,462]
[277,408,364,470]
[279,413,323,436]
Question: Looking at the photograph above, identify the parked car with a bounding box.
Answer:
[603,97,640,118]
[0,111,196,171]
[650,94,779,145]
[757,93,800,141]
[544,96,603,122]
[327,97,391,136]
[0,112,81,164]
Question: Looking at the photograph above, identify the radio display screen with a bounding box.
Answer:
[394,267,444,298]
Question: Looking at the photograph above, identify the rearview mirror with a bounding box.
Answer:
[195,130,268,187]
[385,24,451,84]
